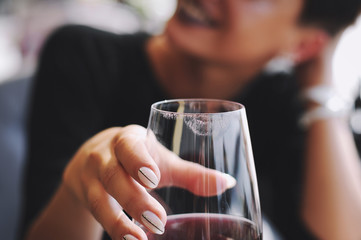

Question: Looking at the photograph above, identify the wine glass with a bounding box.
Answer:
[146,99,262,240]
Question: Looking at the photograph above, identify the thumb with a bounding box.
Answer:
[156,144,236,196]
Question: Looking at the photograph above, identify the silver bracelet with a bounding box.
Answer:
[299,85,351,128]
[299,105,349,128]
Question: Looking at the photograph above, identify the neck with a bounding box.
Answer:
[146,35,264,100]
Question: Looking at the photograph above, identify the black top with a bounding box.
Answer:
[21,25,315,240]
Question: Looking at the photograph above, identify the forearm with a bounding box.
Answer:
[25,183,103,240]
[302,118,361,240]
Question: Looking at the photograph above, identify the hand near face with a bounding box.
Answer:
[296,33,337,89]
[62,125,236,239]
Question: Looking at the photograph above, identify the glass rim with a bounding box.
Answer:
[151,98,245,116]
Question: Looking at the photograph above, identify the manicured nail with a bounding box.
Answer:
[224,173,237,189]
[138,167,159,188]
[123,234,138,240]
[141,211,165,235]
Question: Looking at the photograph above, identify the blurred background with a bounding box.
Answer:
[0,1,176,239]
[0,0,360,240]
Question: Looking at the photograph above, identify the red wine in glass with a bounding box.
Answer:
[146,213,262,240]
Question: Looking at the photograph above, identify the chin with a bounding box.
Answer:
[164,19,223,63]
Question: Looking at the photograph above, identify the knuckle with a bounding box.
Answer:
[109,212,127,237]
[114,135,140,161]
[101,164,120,189]
[113,134,129,155]
[113,126,146,150]
[62,165,72,185]
[87,193,102,216]
[122,188,146,212]
[87,151,103,168]
[124,124,145,133]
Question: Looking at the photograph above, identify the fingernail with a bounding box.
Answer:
[141,211,165,235]
[138,167,159,188]
[224,173,237,189]
[123,234,138,240]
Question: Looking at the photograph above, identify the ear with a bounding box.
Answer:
[291,29,330,64]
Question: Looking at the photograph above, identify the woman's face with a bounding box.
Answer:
[164,0,304,66]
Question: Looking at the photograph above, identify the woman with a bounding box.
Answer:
[22,0,361,239]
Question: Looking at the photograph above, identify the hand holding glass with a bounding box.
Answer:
[145,99,262,240]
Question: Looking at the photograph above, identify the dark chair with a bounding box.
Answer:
[0,77,31,240]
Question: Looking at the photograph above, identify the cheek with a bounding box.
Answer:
[223,0,302,60]
[164,11,294,65]
[223,20,296,63]
[215,29,281,65]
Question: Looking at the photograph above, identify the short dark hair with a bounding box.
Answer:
[300,0,361,36]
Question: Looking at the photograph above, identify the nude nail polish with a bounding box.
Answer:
[138,167,159,188]
[141,211,165,235]
[123,234,138,240]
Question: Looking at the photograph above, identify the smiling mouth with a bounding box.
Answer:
[178,0,218,27]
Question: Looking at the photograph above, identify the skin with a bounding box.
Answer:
[25,0,361,239]
[148,0,307,99]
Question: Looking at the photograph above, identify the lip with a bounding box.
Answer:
[177,0,219,28]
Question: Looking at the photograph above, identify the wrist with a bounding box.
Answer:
[299,106,349,128]
[299,85,351,128]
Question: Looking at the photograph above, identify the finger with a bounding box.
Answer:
[85,179,147,240]
[156,144,237,196]
[98,154,166,235]
[113,125,161,189]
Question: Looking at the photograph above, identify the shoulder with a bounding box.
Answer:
[40,24,150,62]
[41,25,96,55]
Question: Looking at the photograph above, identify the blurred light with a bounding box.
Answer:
[333,16,361,101]
[130,0,176,20]
[148,0,177,21]
[0,17,22,84]
[65,1,142,33]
